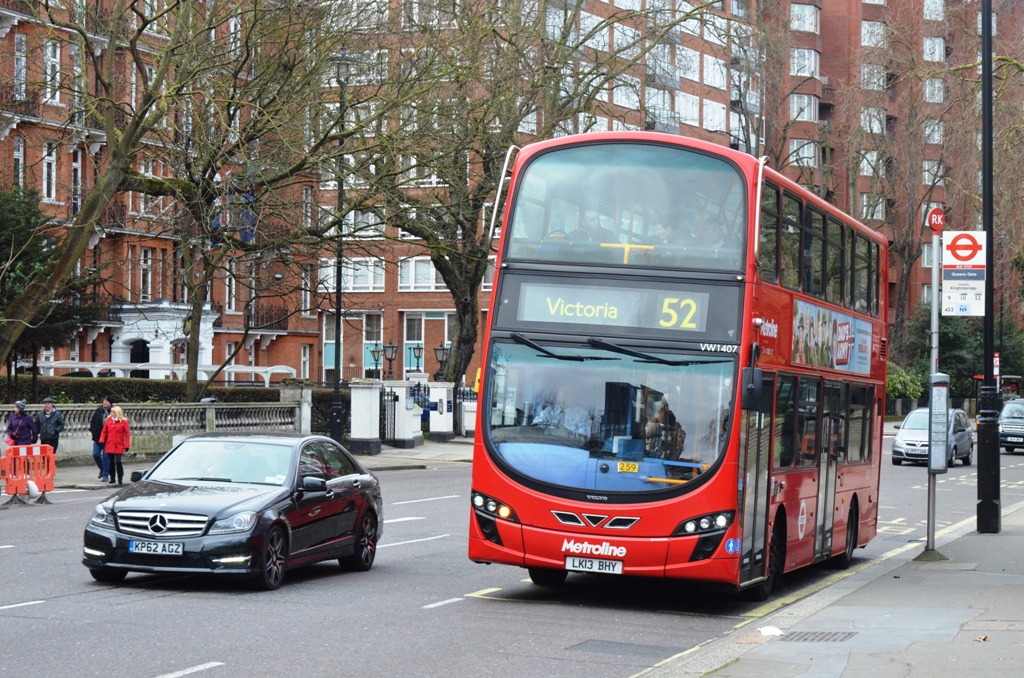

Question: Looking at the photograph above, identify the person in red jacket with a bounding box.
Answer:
[99,406,131,486]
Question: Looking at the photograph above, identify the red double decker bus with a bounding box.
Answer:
[469,132,887,599]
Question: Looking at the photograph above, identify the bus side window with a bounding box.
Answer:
[780,195,801,290]
[855,235,870,314]
[866,385,876,462]
[826,218,844,306]
[871,242,880,317]
[845,227,856,309]
[773,376,797,470]
[847,385,868,463]
[796,378,820,467]
[803,209,825,299]
[834,383,849,464]
[759,183,779,283]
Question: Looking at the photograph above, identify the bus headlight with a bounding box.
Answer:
[673,511,735,537]
[471,491,519,523]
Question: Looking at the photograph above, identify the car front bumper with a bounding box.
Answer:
[83,524,260,576]
[1000,433,1024,447]
[892,443,929,461]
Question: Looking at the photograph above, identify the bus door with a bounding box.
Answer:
[815,381,843,560]
[738,375,774,586]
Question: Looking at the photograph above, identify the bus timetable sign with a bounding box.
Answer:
[929,373,950,474]
[941,231,986,317]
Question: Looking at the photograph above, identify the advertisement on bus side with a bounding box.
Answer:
[792,300,872,375]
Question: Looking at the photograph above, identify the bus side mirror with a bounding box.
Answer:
[741,367,764,411]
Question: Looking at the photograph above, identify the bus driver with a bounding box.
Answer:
[532,385,593,441]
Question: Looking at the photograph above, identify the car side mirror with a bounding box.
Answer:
[740,367,763,411]
[130,470,148,483]
[301,476,327,492]
[955,426,966,433]
[894,423,901,430]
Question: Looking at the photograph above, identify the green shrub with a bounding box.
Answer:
[886,363,925,400]
[1,375,281,404]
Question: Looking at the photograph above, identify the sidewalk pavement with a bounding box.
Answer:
[645,501,1024,678]
[30,437,474,491]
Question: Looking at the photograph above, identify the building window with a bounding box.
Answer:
[921,242,934,268]
[14,33,27,100]
[863,0,885,5]
[677,91,699,126]
[923,119,943,144]
[861,64,885,91]
[703,55,727,90]
[302,187,313,230]
[344,208,385,238]
[860,194,886,221]
[301,265,312,316]
[13,137,24,189]
[42,143,57,202]
[301,345,310,379]
[922,159,944,186]
[44,40,61,104]
[678,46,699,82]
[703,99,726,133]
[790,140,817,167]
[790,94,819,122]
[226,260,237,311]
[404,313,424,375]
[977,11,997,35]
[140,248,153,301]
[481,257,496,291]
[71,149,82,216]
[228,16,242,57]
[398,258,446,291]
[861,21,887,48]
[69,337,79,362]
[923,37,945,62]
[323,257,385,292]
[225,342,236,382]
[923,0,944,21]
[790,4,819,33]
[362,314,383,379]
[860,150,885,177]
[790,49,820,78]
[924,78,944,103]
[861,107,884,134]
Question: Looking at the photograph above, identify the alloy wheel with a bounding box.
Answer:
[265,529,286,587]
[358,514,377,569]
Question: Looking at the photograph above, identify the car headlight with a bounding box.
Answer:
[91,504,114,527]
[999,424,1004,433]
[208,511,258,535]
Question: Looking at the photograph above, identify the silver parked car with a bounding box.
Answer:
[892,407,974,466]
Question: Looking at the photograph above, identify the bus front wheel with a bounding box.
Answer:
[528,567,568,587]
[743,521,785,602]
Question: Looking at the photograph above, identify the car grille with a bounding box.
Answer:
[115,511,209,538]
[1002,422,1024,433]
[903,440,927,448]
[110,548,209,569]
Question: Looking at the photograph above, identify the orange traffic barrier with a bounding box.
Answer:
[2,444,56,506]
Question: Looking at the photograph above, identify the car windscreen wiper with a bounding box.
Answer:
[586,337,702,367]
[510,332,616,362]
[172,477,233,483]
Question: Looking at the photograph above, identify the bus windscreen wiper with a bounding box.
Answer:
[586,337,696,367]
[510,333,615,361]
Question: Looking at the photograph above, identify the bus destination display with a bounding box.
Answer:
[518,282,710,333]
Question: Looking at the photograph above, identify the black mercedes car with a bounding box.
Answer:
[82,434,383,590]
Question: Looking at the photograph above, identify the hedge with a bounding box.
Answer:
[1,375,282,405]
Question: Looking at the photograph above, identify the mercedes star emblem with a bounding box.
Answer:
[148,514,169,534]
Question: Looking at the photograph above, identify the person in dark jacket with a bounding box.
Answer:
[5,400,39,446]
[35,397,66,454]
[99,406,130,486]
[89,396,114,482]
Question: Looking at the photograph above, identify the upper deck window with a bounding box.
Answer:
[505,143,747,271]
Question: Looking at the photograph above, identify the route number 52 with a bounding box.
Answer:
[659,297,699,329]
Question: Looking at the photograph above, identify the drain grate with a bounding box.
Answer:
[781,631,858,643]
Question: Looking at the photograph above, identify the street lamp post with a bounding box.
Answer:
[978,0,1001,533]
[383,341,398,380]
[411,345,423,372]
[371,344,383,379]
[433,341,450,368]
[329,48,353,445]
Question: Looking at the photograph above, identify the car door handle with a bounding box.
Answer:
[325,489,335,499]
[351,479,361,489]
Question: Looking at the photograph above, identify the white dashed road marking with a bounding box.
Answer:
[422,598,464,610]
[0,600,44,611]
[384,517,425,524]
[150,662,224,678]
[379,535,449,549]
[392,495,459,505]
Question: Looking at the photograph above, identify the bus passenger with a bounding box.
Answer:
[532,385,593,441]
[567,209,619,244]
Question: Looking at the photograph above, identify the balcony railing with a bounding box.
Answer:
[0,86,41,117]
[0,0,33,14]
[250,304,289,331]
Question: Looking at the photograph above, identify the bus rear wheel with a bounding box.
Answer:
[832,502,859,570]
[528,567,568,587]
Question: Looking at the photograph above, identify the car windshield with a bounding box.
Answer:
[902,411,929,430]
[485,342,735,493]
[505,143,747,271]
[1001,403,1024,419]
[148,440,294,486]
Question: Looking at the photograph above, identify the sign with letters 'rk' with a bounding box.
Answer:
[942,231,986,317]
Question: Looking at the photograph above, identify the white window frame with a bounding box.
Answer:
[703,55,727,91]
[42,143,58,203]
[790,49,820,78]
[226,260,237,311]
[398,257,446,292]
[924,78,944,103]
[921,242,934,268]
[13,137,25,189]
[861,64,885,91]
[71,148,82,215]
[225,342,236,382]
[923,159,944,186]
[790,94,819,122]
[44,40,61,104]
[789,139,817,168]
[678,46,699,82]
[923,119,943,144]
[790,4,819,33]
[342,258,385,293]
[860,193,886,221]
[923,37,945,63]
[861,107,885,134]
[140,247,153,302]
[301,345,310,379]
[481,257,496,291]
[677,91,699,126]
[301,265,313,316]
[702,99,726,133]
[860,150,885,177]
[923,0,944,21]
[14,33,27,100]
[861,21,887,48]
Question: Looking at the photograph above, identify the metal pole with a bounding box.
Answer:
[329,63,348,444]
[978,0,1001,533]
[927,233,940,550]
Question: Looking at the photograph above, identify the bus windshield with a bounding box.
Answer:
[485,342,735,493]
[505,143,747,271]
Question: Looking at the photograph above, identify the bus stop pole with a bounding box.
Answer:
[927,234,940,551]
